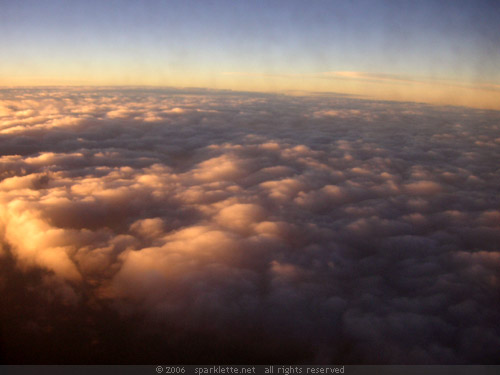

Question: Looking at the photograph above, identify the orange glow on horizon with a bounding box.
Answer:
[1,70,499,111]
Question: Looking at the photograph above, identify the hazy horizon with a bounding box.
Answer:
[2,0,500,109]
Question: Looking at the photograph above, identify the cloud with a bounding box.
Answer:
[325,71,500,94]
[326,71,419,85]
[0,87,499,364]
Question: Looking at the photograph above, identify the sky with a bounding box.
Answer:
[1,0,500,109]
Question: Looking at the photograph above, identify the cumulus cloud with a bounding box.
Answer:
[0,87,499,364]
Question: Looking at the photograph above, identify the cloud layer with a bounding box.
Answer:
[0,87,499,364]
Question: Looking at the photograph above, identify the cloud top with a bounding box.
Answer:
[0,87,499,364]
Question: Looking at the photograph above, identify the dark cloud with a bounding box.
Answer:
[0,87,499,364]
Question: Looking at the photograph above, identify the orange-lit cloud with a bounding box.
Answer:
[218,70,500,111]
[1,88,499,363]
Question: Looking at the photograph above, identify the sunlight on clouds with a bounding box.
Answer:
[218,70,500,110]
[0,201,81,281]
[0,88,499,363]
